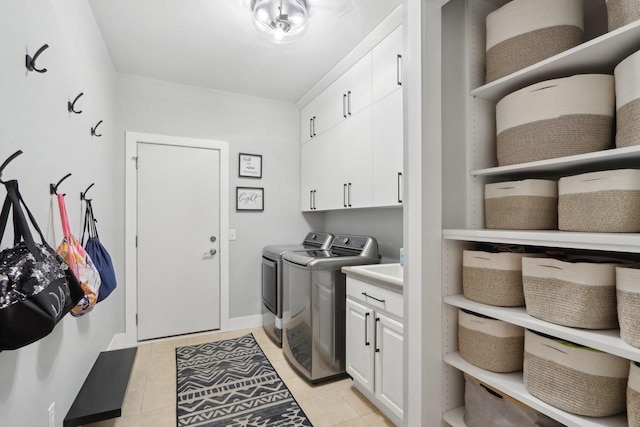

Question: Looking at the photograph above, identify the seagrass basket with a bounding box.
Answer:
[485,0,584,83]
[496,75,615,166]
[629,361,640,427]
[522,257,618,329]
[616,266,640,348]
[558,169,640,232]
[523,330,629,417]
[606,0,640,32]
[614,50,640,148]
[485,180,557,230]
[463,250,540,307]
[458,309,524,373]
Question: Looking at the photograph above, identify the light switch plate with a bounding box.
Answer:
[229,229,236,241]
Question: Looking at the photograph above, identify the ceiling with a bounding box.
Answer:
[88,0,402,103]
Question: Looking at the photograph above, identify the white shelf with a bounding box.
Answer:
[444,294,640,362]
[470,21,640,102]
[443,352,628,427]
[442,229,640,253]
[443,406,466,427]
[472,145,640,177]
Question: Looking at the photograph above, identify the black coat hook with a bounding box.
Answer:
[91,120,103,137]
[50,173,72,195]
[80,183,95,201]
[26,44,49,73]
[68,92,84,114]
[0,150,24,184]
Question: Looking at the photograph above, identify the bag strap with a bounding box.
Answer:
[81,200,99,244]
[57,193,72,238]
[2,180,43,259]
[89,201,99,239]
[0,192,12,244]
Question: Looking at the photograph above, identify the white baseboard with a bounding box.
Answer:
[108,333,127,351]
[226,314,263,331]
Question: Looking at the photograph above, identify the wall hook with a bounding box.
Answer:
[80,183,95,201]
[91,120,103,137]
[50,173,72,195]
[0,150,24,184]
[26,44,49,73]
[68,92,84,114]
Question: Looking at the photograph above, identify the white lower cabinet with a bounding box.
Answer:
[345,279,403,425]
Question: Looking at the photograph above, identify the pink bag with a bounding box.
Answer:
[55,193,101,316]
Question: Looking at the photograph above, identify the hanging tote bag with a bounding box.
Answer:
[82,200,116,302]
[0,180,83,350]
[55,193,101,316]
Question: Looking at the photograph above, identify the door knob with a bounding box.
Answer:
[210,236,217,243]
[204,249,217,256]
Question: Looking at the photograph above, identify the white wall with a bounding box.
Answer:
[0,1,122,426]
[323,208,403,262]
[116,74,323,319]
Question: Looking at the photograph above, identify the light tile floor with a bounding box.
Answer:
[85,327,394,427]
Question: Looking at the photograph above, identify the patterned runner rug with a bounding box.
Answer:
[176,333,312,427]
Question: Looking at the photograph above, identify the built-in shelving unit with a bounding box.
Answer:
[439,0,640,425]
[444,353,628,427]
[469,20,640,102]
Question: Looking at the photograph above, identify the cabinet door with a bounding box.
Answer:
[313,126,345,211]
[301,97,320,144]
[375,312,403,421]
[340,106,373,209]
[372,26,403,103]
[339,52,373,118]
[346,298,375,393]
[372,89,403,207]
[301,141,316,212]
[314,81,345,137]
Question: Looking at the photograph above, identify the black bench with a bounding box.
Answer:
[64,347,137,427]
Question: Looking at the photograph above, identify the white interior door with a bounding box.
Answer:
[137,142,221,340]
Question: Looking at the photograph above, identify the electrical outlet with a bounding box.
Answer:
[229,229,236,241]
[48,402,55,427]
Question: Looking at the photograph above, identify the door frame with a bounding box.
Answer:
[124,132,230,346]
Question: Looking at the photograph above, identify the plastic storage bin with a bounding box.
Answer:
[485,179,557,230]
[485,0,584,83]
[558,169,640,232]
[458,309,524,373]
[496,75,615,166]
[614,50,640,148]
[522,257,618,329]
[523,330,629,417]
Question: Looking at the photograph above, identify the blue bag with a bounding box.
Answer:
[82,198,117,302]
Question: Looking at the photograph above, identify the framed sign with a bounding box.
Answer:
[239,153,262,178]
[236,187,264,211]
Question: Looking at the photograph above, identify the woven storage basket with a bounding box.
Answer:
[606,0,640,32]
[485,180,557,230]
[558,169,640,232]
[522,257,618,329]
[463,250,542,307]
[463,373,564,427]
[458,309,524,373]
[523,330,629,417]
[496,75,615,166]
[485,0,584,83]
[616,266,640,348]
[629,362,640,427]
[614,50,640,148]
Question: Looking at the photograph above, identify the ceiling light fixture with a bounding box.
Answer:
[251,0,309,44]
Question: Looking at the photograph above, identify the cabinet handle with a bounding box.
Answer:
[347,91,352,116]
[343,94,347,118]
[375,317,381,353]
[362,292,385,303]
[365,312,370,346]
[348,182,352,207]
[398,172,403,203]
[310,190,313,210]
[397,54,402,86]
[312,116,316,136]
[309,118,313,138]
[343,183,347,207]
[313,190,316,210]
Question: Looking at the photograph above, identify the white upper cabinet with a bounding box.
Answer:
[339,106,373,209]
[372,25,403,103]
[372,88,403,207]
[336,52,373,119]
